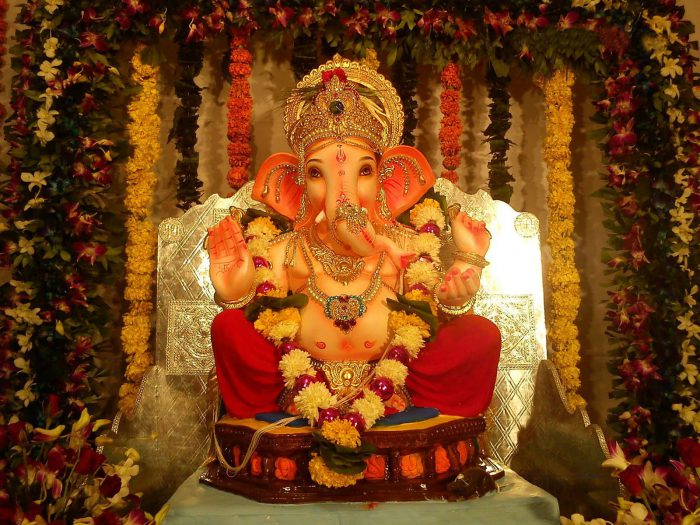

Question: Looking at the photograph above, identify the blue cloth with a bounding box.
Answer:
[255,407,440,427]
[164,469,560,525]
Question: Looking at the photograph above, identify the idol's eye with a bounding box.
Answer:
[308,167,322,179]
[360,165,373,177]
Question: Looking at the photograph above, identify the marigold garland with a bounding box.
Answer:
[438,62,462,184]
[538,69,585,409]
[118,47,160,415]
[226,29,253,191]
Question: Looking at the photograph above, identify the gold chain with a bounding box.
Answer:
[306,227,365,285]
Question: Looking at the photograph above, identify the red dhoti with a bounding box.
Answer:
[211,309,501,419]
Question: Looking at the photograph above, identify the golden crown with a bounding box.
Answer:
[283,56,404,158]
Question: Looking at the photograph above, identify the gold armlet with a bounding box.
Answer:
[214,289,256,310]
[454,251,490,269]
[433,290,476,316]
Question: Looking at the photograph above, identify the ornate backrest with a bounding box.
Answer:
[118,179,546,496]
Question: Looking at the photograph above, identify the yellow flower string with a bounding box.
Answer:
[118,46,160,415]
[537,69,585,409]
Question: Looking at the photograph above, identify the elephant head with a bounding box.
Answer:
[251,140,435,264]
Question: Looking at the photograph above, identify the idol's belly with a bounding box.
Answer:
[297,287,394,362]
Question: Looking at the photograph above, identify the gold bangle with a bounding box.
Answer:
[214,289,255,310]
[454,251,490,268]
[433,290,476,316]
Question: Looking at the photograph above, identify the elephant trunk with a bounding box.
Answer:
[325,180,412,269]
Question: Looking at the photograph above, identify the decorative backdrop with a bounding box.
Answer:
[0,1,698,523]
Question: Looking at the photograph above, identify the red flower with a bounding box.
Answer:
[417,8,448,36]
[321,0,337,16]
[518,45,533,62]
[454,18,476,41]
[122,0,149,16]
[73,242,107,265]
[81,8,103,23]
[100,474,122,498]
[375,3,400,27]
[556,12,579,30]
[296,7,314,28]
[268,1,294,28]
[79,93,98,114]
[46,446,67,472]
[74,445,106,475]
[678,438,700,468]
[484,8,514,36]
[609,119,637,156]
[619,464,644,496]
[615,195,639,217]
[115,10,132,30]
[186,21,206,43]
[611,92,638,119]
[148,12,166,34]
[79,32,109,52]
[181,6,199,20]
[342,8,370,36]
[622,222,650,270]
[46,394,61,417]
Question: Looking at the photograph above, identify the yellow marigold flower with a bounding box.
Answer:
[294,383,337,425]
[391,325,426,359]
[247,237,270,258]
[409,199,446,230]
[308,454,362,488]
[388,311,430,339]
[412,233,441,259]
[279,348,314,388]
[405,261,440,289]
[375,359,409,387]
[352,390,385,429]
[246,217,280,239]
[320,419,361,448]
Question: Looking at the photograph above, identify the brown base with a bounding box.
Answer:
[200,415,497,503]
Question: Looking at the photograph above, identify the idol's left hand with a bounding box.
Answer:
[451,212,490,256]
[435,265,480,307]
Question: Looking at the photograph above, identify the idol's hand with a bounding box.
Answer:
[206,216,255,301]
[435,265,480,307]
[451,212,490,257]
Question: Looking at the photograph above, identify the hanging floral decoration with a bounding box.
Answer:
[438,62,462,184]
[170,11,206,211]
[484,66,514,203]
[393,55,419,147]
[537,69,585,409]
[118,47,160,416]
[291,31,318,82]
[0,0,8,146]
[226,29,254,191]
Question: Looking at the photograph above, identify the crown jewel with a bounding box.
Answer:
[284,56,404,158]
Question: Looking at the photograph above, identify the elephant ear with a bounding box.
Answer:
[252,153,304,222]
[378,146,436,218]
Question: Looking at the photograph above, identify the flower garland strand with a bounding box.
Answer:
[394,55,419,147]
[537,69,585,409]
[118,47,160,415]
[172,16,205,211]
[485,65,514,203]
[438,62,462,184]
[0,0,8,148]
[226,29,253,191]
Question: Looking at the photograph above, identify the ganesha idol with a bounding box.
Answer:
[201,57,502,501]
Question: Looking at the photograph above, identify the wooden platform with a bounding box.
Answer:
[201,415,491,503]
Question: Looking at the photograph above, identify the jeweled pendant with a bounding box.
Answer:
[324,294,366,333]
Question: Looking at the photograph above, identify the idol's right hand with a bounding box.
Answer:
[206,216,255,301]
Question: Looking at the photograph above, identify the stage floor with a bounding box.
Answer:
[163,468,560,524]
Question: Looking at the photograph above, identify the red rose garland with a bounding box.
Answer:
[226,29,254,191]
[439,62,462,184]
